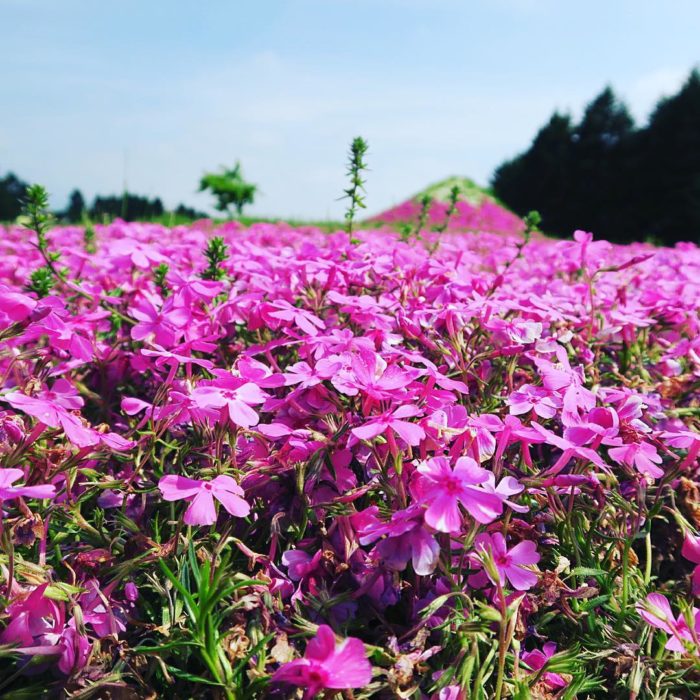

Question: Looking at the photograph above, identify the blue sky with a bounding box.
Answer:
[2,0,699,218]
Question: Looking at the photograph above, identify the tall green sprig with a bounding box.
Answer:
[485,210,540,298]
[201,237,228,281]
[342,136,369,239]
[427,185,461,254]
[154,263,170,296]
[434,185,461,234]
[24,184,66,296]
[413,193,432,238]
[82,213,97,254]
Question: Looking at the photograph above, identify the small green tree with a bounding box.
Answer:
[64,189,86,222]
[199,162,257,218]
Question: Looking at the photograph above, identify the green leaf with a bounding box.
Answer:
[570,567,607,577]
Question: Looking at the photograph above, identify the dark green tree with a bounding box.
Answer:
[635,70,700,244]
[175,203,207,219]
[492,113,574,234]
[199,162,257,218]
[64,189,86,222]
[0,172,29,221]
[91,193,165,221]
[569,87,636,238]
[492,72,700,244]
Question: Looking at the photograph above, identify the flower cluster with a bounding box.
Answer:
[370,193,524,234]
[0,218,698,697]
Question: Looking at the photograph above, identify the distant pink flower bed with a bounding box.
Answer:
[370,197,524,234]
[0,218,698,697]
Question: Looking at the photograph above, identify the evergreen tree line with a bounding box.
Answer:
[492,69,700,244]
[0,178,206,223]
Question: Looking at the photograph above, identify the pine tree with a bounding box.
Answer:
[64,189,86,222]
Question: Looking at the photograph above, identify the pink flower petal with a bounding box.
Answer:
[158,475,203,500]
[184,489,217,526]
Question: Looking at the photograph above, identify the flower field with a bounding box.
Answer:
[0,216,699,699]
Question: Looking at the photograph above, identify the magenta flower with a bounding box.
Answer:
[2,380,97,448]
[352,405,425,447]
[481,473,528,513]
[0,468,55,501]
[141,344,214,370]
[530,422,608,476]
[0,284,37,325]
[130,296,190,347]
[521,642,568,689]
[432,686,466,700]
[281,549,322,581]
[158,474,250,526]
[333,349,418,403]
[79,579,126,638]
[261,299,325,336]
[507,384,560,419]
[1,584,64,648]
[0,584,90,675]
[282,358,342,389]
[413,456,504,533]
[53,623,92,675]
[191,379,267,428]
[355,505,440,575]
[682,533,700,596]
[608,441,663,479]
[471,532,540,591]
[637,593,700,654]
[272,625,372,698]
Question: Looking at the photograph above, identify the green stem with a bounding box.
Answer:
[644,531,652,586]
[494,584,508,700]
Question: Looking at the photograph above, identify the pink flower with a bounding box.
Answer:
[0,285,38,325]
[0,584,90,675]
[2,380,97,448]
[534,350,595,424]
[352,405,425,447]
[0,468,55,501]
[261,299,325,336]
[608,441,663,479]
[413,456,504,533]
[281,549,322,581]
[333,350,418,403]
[158,474,250,526]
[282,358,342,389]
[471,532,540,591]
[191,378,267,428]
[492,415,546,469]
[507,384,560,419]
[481,473,528,513]
[130,296,190,347]
[272,625,372,698]
[355,505,440,575]
[521,642,568,689]
[79,579,126,638]
[432,686,465,700]
[141,344,214,370]
[530,422,609,476]
[1,584,64,648]
[637,593,700,654]
[563,407,619,447]
[682,533,700,596]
